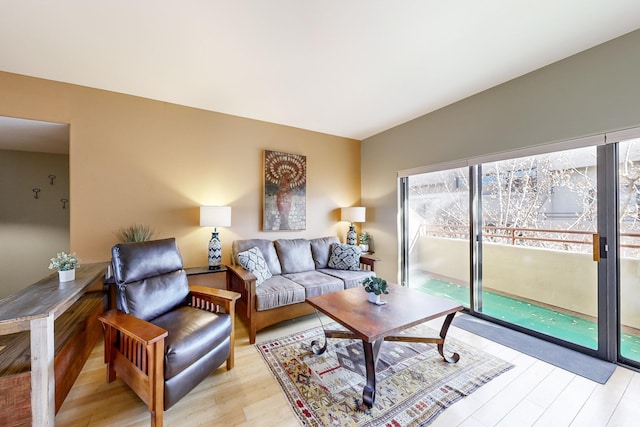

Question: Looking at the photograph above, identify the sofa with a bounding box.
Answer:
[227,236,378,343]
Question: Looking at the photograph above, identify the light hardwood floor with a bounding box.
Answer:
[55,314,640,427]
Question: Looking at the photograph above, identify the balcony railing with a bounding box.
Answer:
[413,223,640,257]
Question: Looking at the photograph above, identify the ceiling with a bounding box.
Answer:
[1,1,640,141]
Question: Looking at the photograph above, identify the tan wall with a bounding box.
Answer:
[0,150,70,297]
[362,29,640,283]
[0,72,362,295]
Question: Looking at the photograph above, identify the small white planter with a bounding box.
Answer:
[58,269,76,282]
[359,244,369,253]
[368,292,381,304]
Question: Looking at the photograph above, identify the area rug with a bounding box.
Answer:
[256,323,513,426]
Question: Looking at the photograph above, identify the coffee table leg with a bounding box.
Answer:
[359,339,383,410]
[438,312,460,363]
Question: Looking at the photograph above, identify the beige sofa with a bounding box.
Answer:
[227,236,378,343]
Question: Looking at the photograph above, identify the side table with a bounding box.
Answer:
[185,265,228,290]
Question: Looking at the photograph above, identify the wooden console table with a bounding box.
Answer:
[0,263,109,426]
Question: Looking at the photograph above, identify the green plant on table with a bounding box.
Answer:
[362,276,388,295]
[118,224,155,242]
[358,231,371,245]
[48,252,80,271]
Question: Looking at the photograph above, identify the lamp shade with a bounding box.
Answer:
[340,207,366,223]
[199,206,231,227]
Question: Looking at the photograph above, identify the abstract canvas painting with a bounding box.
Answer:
[263,150,306,231]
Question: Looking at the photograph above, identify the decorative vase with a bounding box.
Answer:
[367,292,381,304]
[208,231,222,270]
[347,224,357,245]
[58,269,75,282]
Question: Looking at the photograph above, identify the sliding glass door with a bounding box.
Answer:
[401,131,640,368]
[478,147,599,349]
[618,138,640,364]
[404,167,470,308]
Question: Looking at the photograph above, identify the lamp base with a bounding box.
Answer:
[208,231,222,269]
[346,224,357,245]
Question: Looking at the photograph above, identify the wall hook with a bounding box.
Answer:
[60,198,68,209]
[33,188,41,199]
[48,174,56,185]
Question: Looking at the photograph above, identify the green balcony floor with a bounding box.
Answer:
[413,277,640,362]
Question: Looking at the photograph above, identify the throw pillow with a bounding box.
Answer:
[236,247,272,285]
[328,243,362,271]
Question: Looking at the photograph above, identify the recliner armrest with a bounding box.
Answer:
[99,309,168,344]
[189,286,240,313]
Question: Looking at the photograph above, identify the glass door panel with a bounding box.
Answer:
[406,167,470,307]
[479,146,598,349]
[618,139,640,364]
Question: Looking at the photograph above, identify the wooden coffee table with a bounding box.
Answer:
[305,284,463,410]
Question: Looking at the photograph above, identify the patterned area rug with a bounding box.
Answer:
[256,323,514,426]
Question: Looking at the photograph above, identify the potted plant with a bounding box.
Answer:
[49,252,80,282]
[362,276,388,304]
[358,231,371,253]
[118,224,155,242]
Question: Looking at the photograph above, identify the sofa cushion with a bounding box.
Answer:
[232,239,281,275]
[319,268,377,290]
[275,239,315,274]
[328,243,362,271]
[310,236,341,269]
[255,275,306,311]
[283,271,344,298]
[236,247,272,285]
[151,306,231,380]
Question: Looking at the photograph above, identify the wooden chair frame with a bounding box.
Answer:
[99,286,239,427]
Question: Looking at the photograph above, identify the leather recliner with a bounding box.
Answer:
[99,238,239,427]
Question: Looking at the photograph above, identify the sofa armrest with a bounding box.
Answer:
[227,264,257,282]
[227,264,258,317]
[360,254,381,272]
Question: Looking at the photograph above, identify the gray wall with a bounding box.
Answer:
[0,150,69,297]
[362,29,640,282]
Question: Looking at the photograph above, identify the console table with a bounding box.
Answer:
[0,263,109,426]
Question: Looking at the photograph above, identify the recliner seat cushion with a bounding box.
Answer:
[152,306,232,379]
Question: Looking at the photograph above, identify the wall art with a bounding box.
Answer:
[263,150,306,231]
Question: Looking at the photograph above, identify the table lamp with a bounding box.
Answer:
[200,206,232,269]
[340,207,365,245]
